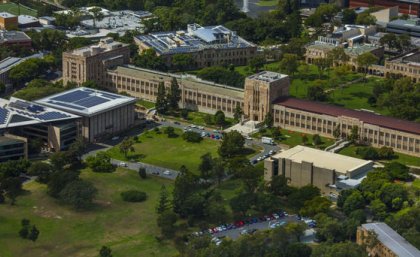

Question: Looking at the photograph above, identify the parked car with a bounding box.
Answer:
[112,136,120,141]
[163,170,172,175]
[119,162,128,167]
[198,126,204,130]
[151,171,160,175]
[174,121,180,125]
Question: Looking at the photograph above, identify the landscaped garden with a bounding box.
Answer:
[162,109,235,129]
[106,128,220,173]
[0,168,177,257]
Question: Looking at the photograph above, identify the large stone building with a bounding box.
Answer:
[63,41,420,157]
[357,223,420,257]
[384,50,420,82]
[36,87,136,142]
[134,24,257,69]
[62,38,130,86]
[264,146,374,194]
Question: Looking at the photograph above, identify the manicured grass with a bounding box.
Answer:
[252,128,335,149]
[0,3,37,16]
[163,110,236,129]
[0,168,177,257]
[256,0,279,6]
[413,179,420,189]
[338,145,420,167]
[136,99,155,109]
[107,128,220,173]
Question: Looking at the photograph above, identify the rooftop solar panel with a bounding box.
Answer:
[48,101,86,110]
[36,112,70,120]
[101,93,122,99]
[52,90,91,102]
[0,108,9,124]
[74,96,109,108]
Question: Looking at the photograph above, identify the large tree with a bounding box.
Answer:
[356,52,378,80]
[155,82,168,114]
[59,180,97,210]
[167,77,181,110]
[218,131,245,159]
[279,53,299,76]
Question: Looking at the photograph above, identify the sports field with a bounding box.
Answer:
[0,2,37,17]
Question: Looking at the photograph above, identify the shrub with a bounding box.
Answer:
[356,147,379,160]
[121,190,147,202]
[182,131,202,143]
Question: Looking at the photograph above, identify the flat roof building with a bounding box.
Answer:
[135,23,257,69]
[264,145,374,194]
[36,87,136,142]
[18,15,39,28]
[0,12,18,30]
[357,222,420,257]
[0,30,32,48]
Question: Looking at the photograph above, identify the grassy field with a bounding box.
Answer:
[0,3,37,16]
[338,145,420,167]
[107,128,220,173]
[256,0,279,6]
[413,179,420,189]
[136,99,155,109]
[0,168,177,257]
[163,110,235,129]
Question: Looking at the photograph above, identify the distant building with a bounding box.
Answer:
[17,15,39,28]
[357,223,420,257]
[349,0,420,17]
[0,134,27,162]
[36,87,136,142]
[38,16,56,26]
[386,19,420,37]
[0,12,17,30]
[134,23,257,69]
[0,30,32,48]
[384,50,420,82]
[264,145,374,194]
[62,37,130,86]
[0,57,23,86]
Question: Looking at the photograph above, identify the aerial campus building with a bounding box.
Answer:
[264,146,375,194]
[62,40,420,157]
[357,223,420,257]
[0,97,79,160]
[134,24,258,69]
[36,87,136,143]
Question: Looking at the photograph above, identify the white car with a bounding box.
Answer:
[119,162,127,167]
[163,170,172,175]
[112,136,120,140]
[245,136,252,140]
[198,126,204,130]
[269,222,280,229]
[191,125,197,128]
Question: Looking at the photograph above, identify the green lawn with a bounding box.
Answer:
[136,99,155,109]
[107,128,220,173]
[338,145,420,167]
[252,128,335,150]
[163,110,236,129]
[413,179,420,189]
[0,3,37,16]
[0,168,177,257]
[256,0,279,6]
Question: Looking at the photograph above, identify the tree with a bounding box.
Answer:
[279,53,299,76]
[343,191,365,215]
[383,162,410,181]
[89,7,104,28]
[133,49,167,71]
[333,125,341,138]
[264,111,274,129]
[138,167,147,179]
[327,47,349,66]
[211,158,225,185]
[356,12,377,25]
[313,58,332,78]
[370,199,387,221]
[248,56,265,73]
[312,241,367,257]
[167,77,181,110]
[312,134,322,146]
[203,114,213,125]
[379,183,408,211]
[27,161,53,184]
[214,110,226,127]
[218,131,245,159]
[172,166,199,216]
[164,126,176,138]
[301,134,308,145]
[349,125,359,143]
[99,246,113,257]
[230,193,254,215]
[28,226,40,242]
[378,147,395,160]
[119,137,135,158]
[121,190,147,202]
[379,33,399,50]
[181,109,189,119]
[272,127,282,140]
[59,180,97,210]
[356,52,378,80]
[0,177,22,205]
[155,82,168,114]
[196,66,244,88]
[157,210,178,238]
[233,104,242,122]
[172,53,192,71]
[19,219,30,239]
[68,137,87,162]
[300,196,331,217]
[199,153,213,179]
[342,9,357,24]
[268,175,291,196]
[182,131,202,143]
[156,185,170,214]
[307,84,327,101]
[85,152,115,173]
[288,185,320,210]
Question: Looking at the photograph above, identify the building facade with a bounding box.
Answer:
[134,24,257,69]
[357,223,420,257]
[0,12,18,30]
[0,134,27,162]
[36,87,137,142]
[62,38,130,86]
[264,145,374,194]
[0,30,32,49]
[349,0,420,17]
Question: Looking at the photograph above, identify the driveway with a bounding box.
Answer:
[111,159,179,180]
